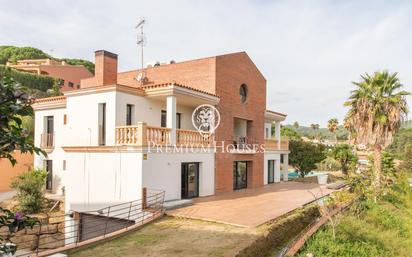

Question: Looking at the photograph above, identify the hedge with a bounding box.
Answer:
[0,65,55,92]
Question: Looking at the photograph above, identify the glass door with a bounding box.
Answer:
[268,160,275,184]
[45,160,53,190]
[233,161,248,190]
[181,163,199,199]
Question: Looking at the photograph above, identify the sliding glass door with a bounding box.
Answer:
[268,160,275,184]
[181,163,199,199]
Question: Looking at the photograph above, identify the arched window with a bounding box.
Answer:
[239,84,248,103]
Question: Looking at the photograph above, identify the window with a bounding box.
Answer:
[161,110,181,129]
[126,104,134,126]
[77,85,80,89]
[63,160,66,171]
[176,113,181,129]
[58,79,65,87]
[68,82,74,88]
[239,84,248,103]
[98,103,106,145]
[63,114,67,125]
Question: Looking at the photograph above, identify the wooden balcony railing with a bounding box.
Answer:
[115,123,212,146]
[264,138,289,151]
[41,133,54,148]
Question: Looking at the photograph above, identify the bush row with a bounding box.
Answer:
[0,65,55,92]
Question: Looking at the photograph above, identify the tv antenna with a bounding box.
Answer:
[135,18,147,83]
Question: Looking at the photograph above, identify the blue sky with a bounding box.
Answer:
[1,0,411,126]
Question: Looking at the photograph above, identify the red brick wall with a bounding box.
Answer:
[117,57,216,93]
[214,52,266,193]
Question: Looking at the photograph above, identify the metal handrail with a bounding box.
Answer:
[11,189,165,257]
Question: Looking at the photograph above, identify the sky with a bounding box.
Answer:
[1,0,411,126]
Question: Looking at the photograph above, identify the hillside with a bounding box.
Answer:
[0,46,94,74]
[283,124,349,140]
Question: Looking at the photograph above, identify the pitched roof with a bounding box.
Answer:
[34,95,66,103]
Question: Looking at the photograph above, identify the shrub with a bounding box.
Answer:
[289,140,326,177]
[317,156,341,171]
[11,168,47,214]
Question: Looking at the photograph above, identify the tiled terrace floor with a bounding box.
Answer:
[167,181,334,227]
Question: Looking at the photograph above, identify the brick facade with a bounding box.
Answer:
[214,53,266,193]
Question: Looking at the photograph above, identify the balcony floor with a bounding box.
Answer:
[167,181,334,227]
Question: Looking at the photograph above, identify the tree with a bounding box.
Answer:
[330,144,358,175]
[293,121,299,129]
[281,126,301,140]
[289,140,326,177]
[0,46,49,64]
[327,118,339,141]
[0,75,45,165]
[344,71,409,195]
[310,123,320,139]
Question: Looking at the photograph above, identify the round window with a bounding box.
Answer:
[239,84,248,103]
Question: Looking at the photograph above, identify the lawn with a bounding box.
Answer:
[297,178,412,257]
[68,216,260,257]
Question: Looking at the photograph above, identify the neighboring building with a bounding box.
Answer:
[6,59,93,91]
[32,50,289,212]
[0,151,33,192]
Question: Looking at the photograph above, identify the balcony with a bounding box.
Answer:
[40,133,54,150]
[264,138,289,151]
[115,123,213,147]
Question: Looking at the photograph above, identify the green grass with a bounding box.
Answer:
[297,177,412,257]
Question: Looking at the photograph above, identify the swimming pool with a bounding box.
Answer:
[283,171,324,179]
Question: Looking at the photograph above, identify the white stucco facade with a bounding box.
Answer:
[33,83,288,214]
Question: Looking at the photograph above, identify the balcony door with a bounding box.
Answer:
[43,116,54,147]
[233,161,248,190]
[181,163,199,199]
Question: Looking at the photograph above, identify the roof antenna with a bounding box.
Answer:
[135,18,147,84]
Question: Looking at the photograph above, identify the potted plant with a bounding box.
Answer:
[0,208,38,257]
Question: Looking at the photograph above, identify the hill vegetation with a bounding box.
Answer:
[280,124,349,140]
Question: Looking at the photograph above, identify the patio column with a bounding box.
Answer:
[282,154,289,181]
[275,121,281,149]
[275,159,281,182]
[167,95,177,145]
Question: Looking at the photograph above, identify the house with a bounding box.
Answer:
[32,50,289,212]
[6,58,93,91]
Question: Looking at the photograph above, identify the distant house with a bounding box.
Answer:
[32,50,290,211]
[6,59,93,91]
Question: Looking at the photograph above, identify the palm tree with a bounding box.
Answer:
[327,118,339,142]
[310,123,320,139]
[293,121,299,129]
[344,71,409,192]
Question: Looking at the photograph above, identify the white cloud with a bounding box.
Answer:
[1,0,411,126]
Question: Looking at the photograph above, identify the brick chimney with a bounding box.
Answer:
[94,50,118,85]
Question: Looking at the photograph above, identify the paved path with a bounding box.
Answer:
[0,190,16,202]
[168,182,334,227]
